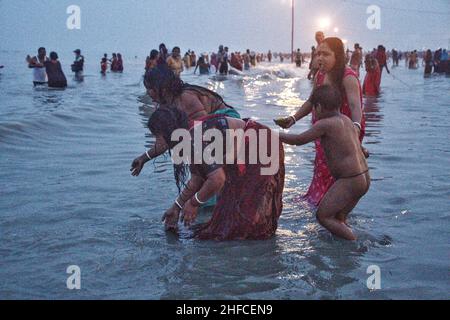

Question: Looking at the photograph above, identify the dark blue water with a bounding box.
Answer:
[0,51,449,299]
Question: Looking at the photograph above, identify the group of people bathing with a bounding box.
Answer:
[422,48,449,76]
[26,47,85,88]
[101,53,124,74]
[145,44,212,77]
[145,44,243,77]
[25,47,127,88]
[144,43,304,78]
[131,36,370,242]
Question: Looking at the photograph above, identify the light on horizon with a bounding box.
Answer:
[318,17,331,30]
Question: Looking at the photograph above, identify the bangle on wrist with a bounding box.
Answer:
[145,150,152,161]
[174,199,183,210]
[194,192,206,206]
[353,122,362,131]
[289,115,297,124]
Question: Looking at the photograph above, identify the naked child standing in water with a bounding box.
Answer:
[278,85,370,240]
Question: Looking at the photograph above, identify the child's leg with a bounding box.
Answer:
[337,173,370,225]
[316,180,359,240]
[337,199,359,226]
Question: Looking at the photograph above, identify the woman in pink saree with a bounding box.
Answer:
[276,37,366,206]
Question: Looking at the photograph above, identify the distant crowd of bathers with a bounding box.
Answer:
[145,43,308,77]
[8,38,448,89]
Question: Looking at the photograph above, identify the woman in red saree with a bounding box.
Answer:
[276,37,366,206]
[363,54,381,97]
[147,108,285,241]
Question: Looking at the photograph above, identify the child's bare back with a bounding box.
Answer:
[320,114,369,184]
[278,85,370,240]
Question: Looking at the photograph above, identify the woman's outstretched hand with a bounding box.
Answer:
[162,205,180,233]
[181,200,199,227]
[274,117,295,129]
[130,155,146,176]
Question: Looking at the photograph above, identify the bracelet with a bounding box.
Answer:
[289,115,297,124]
[353,122,362,131]
[145,150,152,160]
[194,192,206,205]
[174,199,183,210]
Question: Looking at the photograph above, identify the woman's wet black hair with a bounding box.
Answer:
[310,85,342,111]
[144,64,233,108]
[147,107,190,192]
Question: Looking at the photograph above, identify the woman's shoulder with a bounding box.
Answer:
[181,87,198,100]
[343,66,358,78]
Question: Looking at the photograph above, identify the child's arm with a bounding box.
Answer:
[278,120,327,146]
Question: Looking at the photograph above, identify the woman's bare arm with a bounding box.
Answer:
[131,135,169,176]
[343,76,363,125]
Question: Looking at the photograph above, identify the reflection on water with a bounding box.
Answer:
[0,51,449,299]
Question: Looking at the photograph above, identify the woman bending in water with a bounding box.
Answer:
[131,64,240,176]
[148,108,285,240]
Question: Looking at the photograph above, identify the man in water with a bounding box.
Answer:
[308,31,325,80]
[167,46,184,77]
[392,49,399,67]
[350,43,363,78]
[183,51,191,70]
[295,49,302,67]
[376,45,390,75]
[243,49,251,70]
[217,45,229,75]
[190,51,197,68]
[194,53,210,75]
[71,49,84,81]
[26,47,48,86]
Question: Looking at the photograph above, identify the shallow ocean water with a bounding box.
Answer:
[0,50,449,299]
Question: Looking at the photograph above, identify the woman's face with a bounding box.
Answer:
[316,43,336,73]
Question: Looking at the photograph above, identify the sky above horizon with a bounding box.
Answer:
[1,0,449,57]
